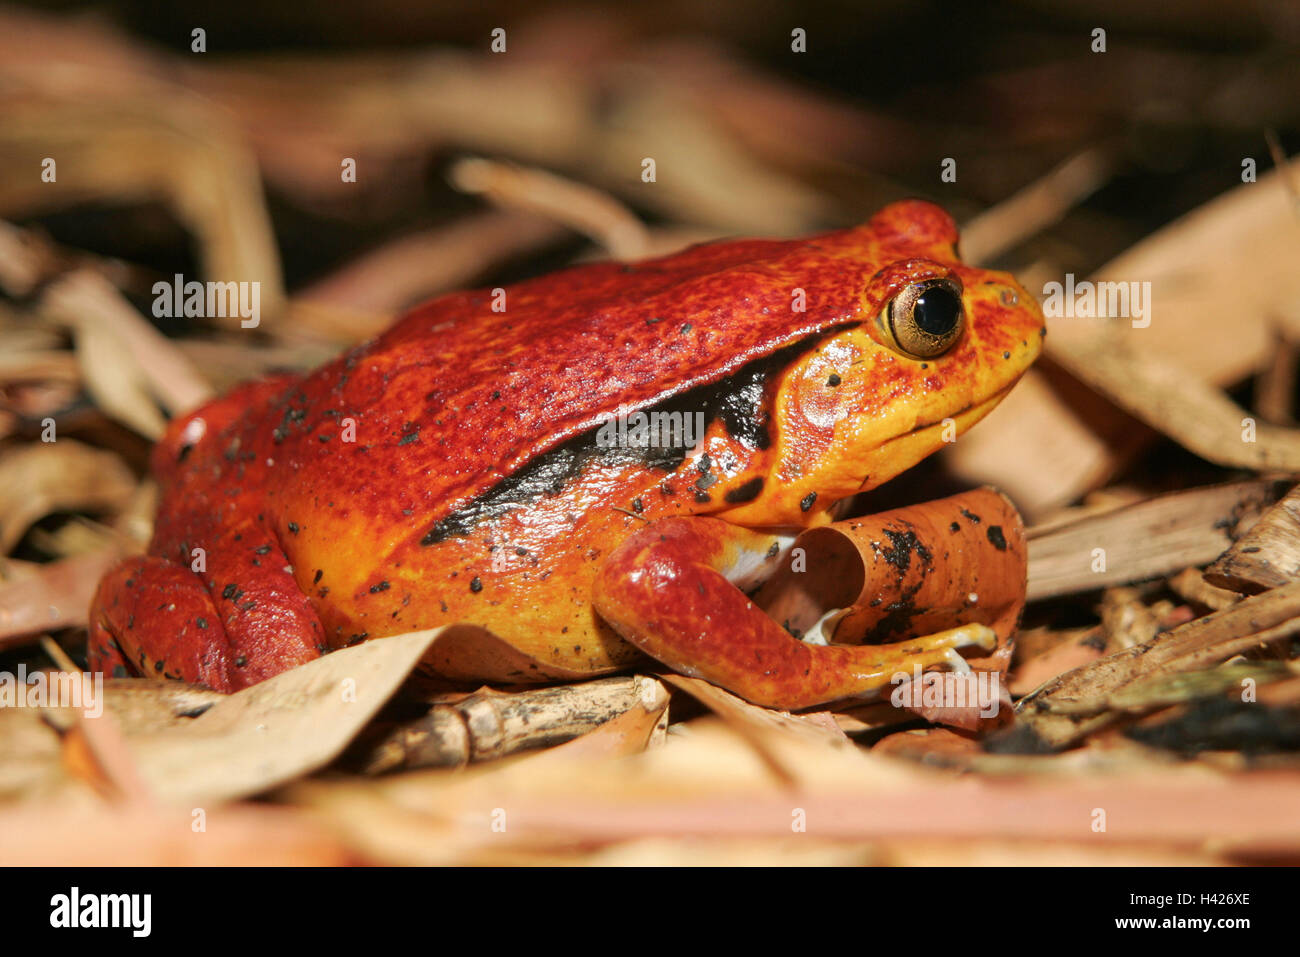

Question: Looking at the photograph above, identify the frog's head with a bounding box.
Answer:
[719,200,1045,526]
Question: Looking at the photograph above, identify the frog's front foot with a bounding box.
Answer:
[592,516,996,710]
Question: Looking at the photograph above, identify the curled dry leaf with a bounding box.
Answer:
[0,440,135,554]
[755,486,1026,730]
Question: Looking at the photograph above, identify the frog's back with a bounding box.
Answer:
[260,212,959,541]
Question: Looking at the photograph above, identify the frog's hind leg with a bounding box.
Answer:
[89,527,325,692]
[592,516,994,711]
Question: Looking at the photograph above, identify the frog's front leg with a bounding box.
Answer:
[592,516,995,710]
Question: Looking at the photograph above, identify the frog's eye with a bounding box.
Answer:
[882,277,964,359]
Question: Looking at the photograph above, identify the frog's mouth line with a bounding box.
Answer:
[853,381,1017,493]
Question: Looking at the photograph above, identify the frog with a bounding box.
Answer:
[88,200,1044,709]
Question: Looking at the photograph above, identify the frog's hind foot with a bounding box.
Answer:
[593,516,999,711]
[89,556,242,690]
[89,529,326,692]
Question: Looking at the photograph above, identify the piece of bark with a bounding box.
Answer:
[1012,579,1300,750]
[1026,479,1289,601]
[1099,587,1166,652]
[345,675,669,773]
[1204,483,1300,593]
[1166,567,1243,611]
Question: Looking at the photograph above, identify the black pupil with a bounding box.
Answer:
[912,285,961,336]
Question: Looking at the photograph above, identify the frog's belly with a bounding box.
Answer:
[274,450,711,678]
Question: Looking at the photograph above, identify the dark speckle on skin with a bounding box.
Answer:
[800,492,817,512]
[470,576,483,593]
[986,525,1008,551]
[960,508,981,524]
[725,476,764,504]
[827,373,841,387]
[949,521,961,533]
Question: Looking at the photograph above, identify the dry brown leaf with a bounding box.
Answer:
[117,628,442,805]
[43,269,215,433]
[1015,579,1300,749]
[448,157,648,259]
[0,548,123,648]
[0,441,135,554]
[949,155,1300,514]
[295,210,569,332]
[1,96,286,327]
[962,146,1120,265]
[755,487,1024,730]
[660,673,849,786]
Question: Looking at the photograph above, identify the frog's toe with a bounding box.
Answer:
[800,607,848,646]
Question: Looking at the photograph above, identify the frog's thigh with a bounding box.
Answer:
[592,516,994,710]
[89,556,239,690]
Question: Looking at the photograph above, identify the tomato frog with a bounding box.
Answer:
[89,200,1044,708]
